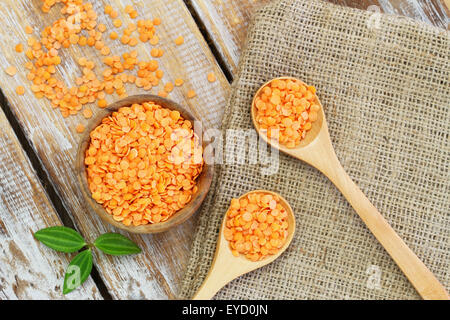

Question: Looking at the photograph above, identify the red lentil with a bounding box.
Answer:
[85,102,204,226]
[224,192,289,261]
[254,78,320,148]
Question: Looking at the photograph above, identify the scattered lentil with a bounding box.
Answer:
[187,90,196,98]
[137,19,157,43]
[175,78,184,86]
[207,72,216,82]
[98,23,107,33]
[5,66,17,76]
[149,36,159,45]
[155,69,164,79]
[15,43,24,53]
[164,82,174,93]
[76,123,85,133]
[129,10,138,19]
[110,10,118,19]
[16,86,25,95]
[104,5,113,15]
[174,36,184,45]
[125,5,138,19]
[128,37,138,47]
[113,19,122,28]
[124,5,134,14]
[83,108,93,119]
[14,0,194,132]
[98,99,108,108]
[158,90,168,98]
[150,48,159,57]
[100,46,111,56]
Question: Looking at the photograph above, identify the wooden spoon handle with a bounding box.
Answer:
[192,253,237,300]
[192,278,223,300]
[191,236,237,300]
[318,152,449,300]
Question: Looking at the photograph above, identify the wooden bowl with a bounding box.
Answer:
[75,95,213,234]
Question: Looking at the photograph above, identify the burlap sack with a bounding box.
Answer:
[180,0,449,299]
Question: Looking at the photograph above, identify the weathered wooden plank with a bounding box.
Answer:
[189,0,449,75]
[188,0,269,76]
[0,107,102,300]
[0,0,229,299]
[373,0,448,28]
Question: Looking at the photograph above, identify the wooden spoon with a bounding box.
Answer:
[251,77,449,300]
[193,190,296,300]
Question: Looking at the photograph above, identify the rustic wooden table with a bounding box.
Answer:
[0,0,448,300]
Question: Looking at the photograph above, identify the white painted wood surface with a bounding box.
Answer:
[1,0,446,300]
[0,0,230,299]
[0,107,102,300]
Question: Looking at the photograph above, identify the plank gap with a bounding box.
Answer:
[184,0,234,82]
[0,89,113,300]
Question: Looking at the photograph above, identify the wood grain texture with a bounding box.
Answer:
[0,107,102,300]
[189,0,449,75]
[0,0,229,299]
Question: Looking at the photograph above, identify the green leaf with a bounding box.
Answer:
[63,249,93,295]
[34,226,86,253]
[94,233,142,256]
